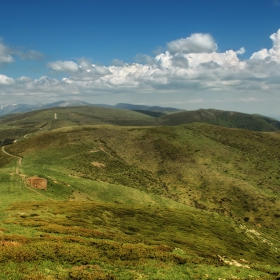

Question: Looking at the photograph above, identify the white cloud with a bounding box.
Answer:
[167,33,218,54]
[3,30,280,118]
[0,74,15,85]
[48,60,79,72]
[0,41,14,64]
[268,29,280,63]
[78,58,93,69]
[16,76,33,82]
[250,29,280,63]
[236,47,245,55]
[20,29,276,102]
[250,48,269,60]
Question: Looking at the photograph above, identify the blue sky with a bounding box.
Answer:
[1,0,280,118]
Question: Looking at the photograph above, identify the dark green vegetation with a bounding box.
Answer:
[0,106,280,279]
[0,139,15,147]
[158,109,280,131]
[132,109,166,118]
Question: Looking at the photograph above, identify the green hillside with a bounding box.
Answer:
[158,108,280,131]
[0,121,280,279]
[1,106,280,146]
[0,106,157,141]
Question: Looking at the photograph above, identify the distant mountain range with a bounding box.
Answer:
[0,100,182,117]
[1,100,280,132]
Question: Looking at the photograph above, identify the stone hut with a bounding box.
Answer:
[26,176,47,190]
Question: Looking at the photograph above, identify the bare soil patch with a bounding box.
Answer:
[91,161,106,168]
[26,176,47,190]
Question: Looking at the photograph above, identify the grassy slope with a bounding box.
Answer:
[1,123,280,279]
[0,106,157,140]
[13,123,280,228]
[1,106,280,145]
[158,109,280,131]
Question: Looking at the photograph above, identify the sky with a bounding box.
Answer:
[1,0,280,118]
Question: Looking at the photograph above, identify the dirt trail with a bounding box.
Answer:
[2,146,22,174]
[1,146,54,201]
[24,184,54,201]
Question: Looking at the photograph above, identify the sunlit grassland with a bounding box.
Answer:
[0,154,46,209]
[1,200,280,279]
[6,123,280,231]
[1,122,280,279]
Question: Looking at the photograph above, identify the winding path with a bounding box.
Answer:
[1,146,54,201]
[2,146,22,174]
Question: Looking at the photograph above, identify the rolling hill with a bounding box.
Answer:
[0,106,156,141]
[158,108,280,131]
[1,106,280,147]
[0,113,280,278]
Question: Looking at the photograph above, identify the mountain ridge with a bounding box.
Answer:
[158,108,280,131]
[0,100,183,117]
[1,105,280,138]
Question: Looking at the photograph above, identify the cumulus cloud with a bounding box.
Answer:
[0,74,15,85]
[70,61,112,81]
[250,29,280,63]
[250,48,268,60]
[167,33,218,54]
[171,53,189,68]
[48,60,79,72]
[16,76,33,83]
[0,31,258,97]
[78,58,93,70]
[2,30,280,118]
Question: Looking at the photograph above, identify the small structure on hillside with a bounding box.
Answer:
[26,176,47,190]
